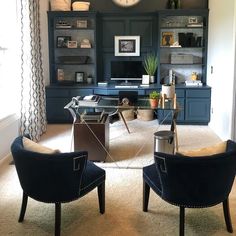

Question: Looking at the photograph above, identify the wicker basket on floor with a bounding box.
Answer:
[119,109,135,121]
[137,109,154,121]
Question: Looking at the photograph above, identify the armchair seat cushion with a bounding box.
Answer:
[143,164,162,196]
[80,161,105,197]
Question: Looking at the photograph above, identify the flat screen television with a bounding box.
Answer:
[110,61,144,82]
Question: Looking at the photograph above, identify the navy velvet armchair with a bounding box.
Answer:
[143,140,236,236]
[11,136,106,236]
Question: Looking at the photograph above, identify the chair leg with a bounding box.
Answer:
[179,206,185,236]
[223,198,233,233]
[18,192,28,222]
[55,203,61,236]
[98,182,105,214]
[143,181,150,212]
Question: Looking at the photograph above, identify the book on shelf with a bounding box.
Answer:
[98,81,108,86]
[187,23,203,28]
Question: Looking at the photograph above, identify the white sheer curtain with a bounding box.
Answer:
[19,0,46,141]
[0,2,21,120]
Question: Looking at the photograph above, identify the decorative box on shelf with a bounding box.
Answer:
[171,54,193,64]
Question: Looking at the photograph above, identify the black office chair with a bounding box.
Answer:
[11,136,106,236]
[143,140,236,236]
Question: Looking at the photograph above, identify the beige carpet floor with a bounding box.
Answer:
[1,120,235,236]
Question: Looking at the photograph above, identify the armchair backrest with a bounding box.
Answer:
[154,141,236,207]
[11,136,88,203]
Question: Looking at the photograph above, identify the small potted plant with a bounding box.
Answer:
[149,90,160,108]
[143,53,158,83]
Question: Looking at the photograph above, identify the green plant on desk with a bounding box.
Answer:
[149,91,160,108]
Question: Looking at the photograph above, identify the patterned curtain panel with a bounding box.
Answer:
[20,0,46,141]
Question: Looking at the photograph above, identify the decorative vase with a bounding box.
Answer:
[150,75,155,83]
[149,98,159,108]
[176,0,181,9]
[161,84,175,99]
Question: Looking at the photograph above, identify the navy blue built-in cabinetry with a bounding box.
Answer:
[46,9,211,125]
[46,85,211,124]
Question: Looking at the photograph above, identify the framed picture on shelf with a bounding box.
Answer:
[75,72,84,83]
[56,36,71,48]
[57,69,64,81]
[67,40,78,48]
[114,36,140,56]
[76,20,88,28]
[188,17,198,24]
[161,32,174,46]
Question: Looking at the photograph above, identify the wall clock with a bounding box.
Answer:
[112,0,141,8]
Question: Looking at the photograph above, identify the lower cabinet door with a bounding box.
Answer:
[46,98,72,123]
[185,98,210,123]
[158,98,185,123]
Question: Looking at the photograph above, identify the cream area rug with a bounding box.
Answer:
[0,120,235,236]
[39,119,222,169]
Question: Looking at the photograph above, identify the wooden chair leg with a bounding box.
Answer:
[223,198,233,233]
[18,192,28,222]
[98,182,105,214]
[143,181,150,212]
[55,203,61,236]
[179,206,185,236]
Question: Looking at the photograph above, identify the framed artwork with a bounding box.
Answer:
[114,36,140,56]
[188,17,198,24]
[161,32,174,46]
[67,40,78,48]
[75,72,84,83]
[76,20,88,28]
[56,36,71,48]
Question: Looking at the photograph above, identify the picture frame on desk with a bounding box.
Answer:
[114,36,140,56]
[75,72,84,83]
[57,36,71,48]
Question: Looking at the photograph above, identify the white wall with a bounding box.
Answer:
[208,0,236,140]
[0,115,19,160]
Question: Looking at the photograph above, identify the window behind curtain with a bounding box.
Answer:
[0,1,20,119]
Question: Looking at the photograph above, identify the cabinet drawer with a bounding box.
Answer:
[46,88,70,98]
[186,89,211,98]
[70,89,93,97]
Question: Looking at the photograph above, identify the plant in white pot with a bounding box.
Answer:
[143,53,158,83]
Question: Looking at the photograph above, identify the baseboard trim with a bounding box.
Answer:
[0,153,13,168]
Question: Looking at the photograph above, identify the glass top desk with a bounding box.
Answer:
[64,95,179,134]
[64,96,180,163]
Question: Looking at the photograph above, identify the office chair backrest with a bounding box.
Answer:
[11,136,88,203]
[154,145,236,207]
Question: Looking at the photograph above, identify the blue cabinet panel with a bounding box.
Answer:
[185,98,210,122]
[70,89,93,97]
[186,89,211,98]
[46,97,72,123]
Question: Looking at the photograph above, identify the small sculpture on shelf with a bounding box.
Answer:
[167,0,181,9]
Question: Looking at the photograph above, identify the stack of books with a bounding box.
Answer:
[98,81,108,86]
[185,80,203,87]
[78,95,100,106]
